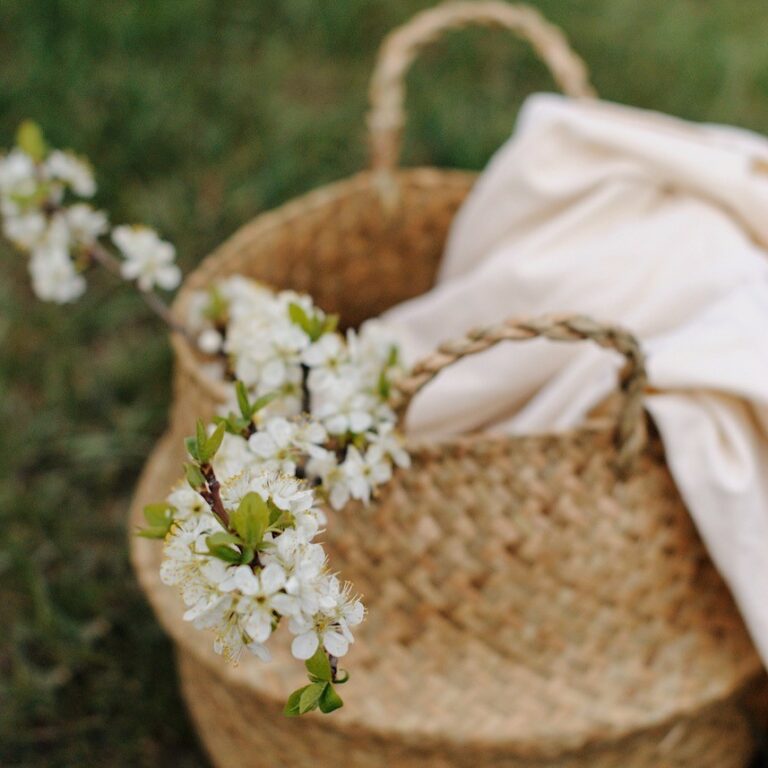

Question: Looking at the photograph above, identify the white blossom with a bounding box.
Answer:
[302,333,348,390]
[313,376,376,436]
[0,149,38,197]
[28,242,86,303]
[190,277,409,512]
[113,225,181,291]
[212,433,255,482]
[160,516,227,606]
[3,205,47,249]
[0,122,407,691]
[219,563,287,644]
[365,422,411,470]
[198,328,223,355]
[247,417,327,476]
[167,485,208,520]
[248,417,301,474]
[260,472,316,517]
[44,150,96,197]
[158,458,365,669]
[65,203,108,247]
[265,531,327,616]
[288,577,364,660]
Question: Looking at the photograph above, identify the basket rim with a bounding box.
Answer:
[170,165,477,409]
[129,430,762,754]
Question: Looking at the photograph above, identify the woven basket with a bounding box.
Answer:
[130,3,764,766]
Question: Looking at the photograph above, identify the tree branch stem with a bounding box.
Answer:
[88,243,193,341]
[200,463,229,529]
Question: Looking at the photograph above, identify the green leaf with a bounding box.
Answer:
[239,546,255,565]
[206,531,243,548]
[204,286,228,324]
[289,301,334,342]
[143,503,174,528]
[284,685,310,717]
[333,668,350,685]
[137,526,171,540]
[298,682,325,714]
[230,492,270,548]
[185,436,200,462]
[205,542,242,563]
[386,344,400,368]
[323,314,339,335]
[9,183,49,208]
[266,499,295,531]
[267,500,282,526]
[207,549,242,564]
[139,503,174,539]
[305,647,332,682]
[184,462,205,489]
[288,302,311,333]
[204,422,225,462]
[251,392,277,413]
[216,413,250,435]
[143,503,172,527]
[236,381,251,419]
[309,316,324,341]
[16,120,47,162]
[195,420,207,457]
[318,683,344,714]
[378,369,391,399]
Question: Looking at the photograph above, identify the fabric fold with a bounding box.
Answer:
[382,94,768,665]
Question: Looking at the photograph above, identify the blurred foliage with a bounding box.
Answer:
[1,0,768,765]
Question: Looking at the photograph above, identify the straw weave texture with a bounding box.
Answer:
[130,4,764,765]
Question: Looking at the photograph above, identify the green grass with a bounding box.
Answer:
[1,1,768,765]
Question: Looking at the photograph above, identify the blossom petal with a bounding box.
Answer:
[291,631,319,660]
[246,611,273,643]
[247,641,272,662]
[271,592,300,617]
[260,562,286,595]
[322,630,349,658]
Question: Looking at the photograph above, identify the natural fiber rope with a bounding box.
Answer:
[393,315,648,470]
[368,1,596,173]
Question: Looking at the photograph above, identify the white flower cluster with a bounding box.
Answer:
[112,225,181,292]
[0,122,180,303]
[159,459,364,665]
[189,276,411,510]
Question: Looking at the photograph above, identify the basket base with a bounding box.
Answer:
[177,648,756,768]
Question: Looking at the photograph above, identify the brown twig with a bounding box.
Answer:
[300,363,311,414]
[87,242,193,341]
[200,462,229,529]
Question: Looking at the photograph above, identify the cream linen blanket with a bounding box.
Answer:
[382,94,768,664]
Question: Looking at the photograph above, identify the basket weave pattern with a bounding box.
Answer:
[130,3,764,766]
[131,428,759,767]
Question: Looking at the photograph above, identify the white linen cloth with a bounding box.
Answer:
[382,94,768,664]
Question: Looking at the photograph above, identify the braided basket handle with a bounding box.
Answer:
[392,315,648,472]
[368,1,596,175]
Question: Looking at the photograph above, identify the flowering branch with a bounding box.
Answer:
[138,282,413,715]
[145,413,362,715]
[3,120,412,719]
[0,121,188,339]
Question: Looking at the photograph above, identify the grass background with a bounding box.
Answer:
[1,1,768,765]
